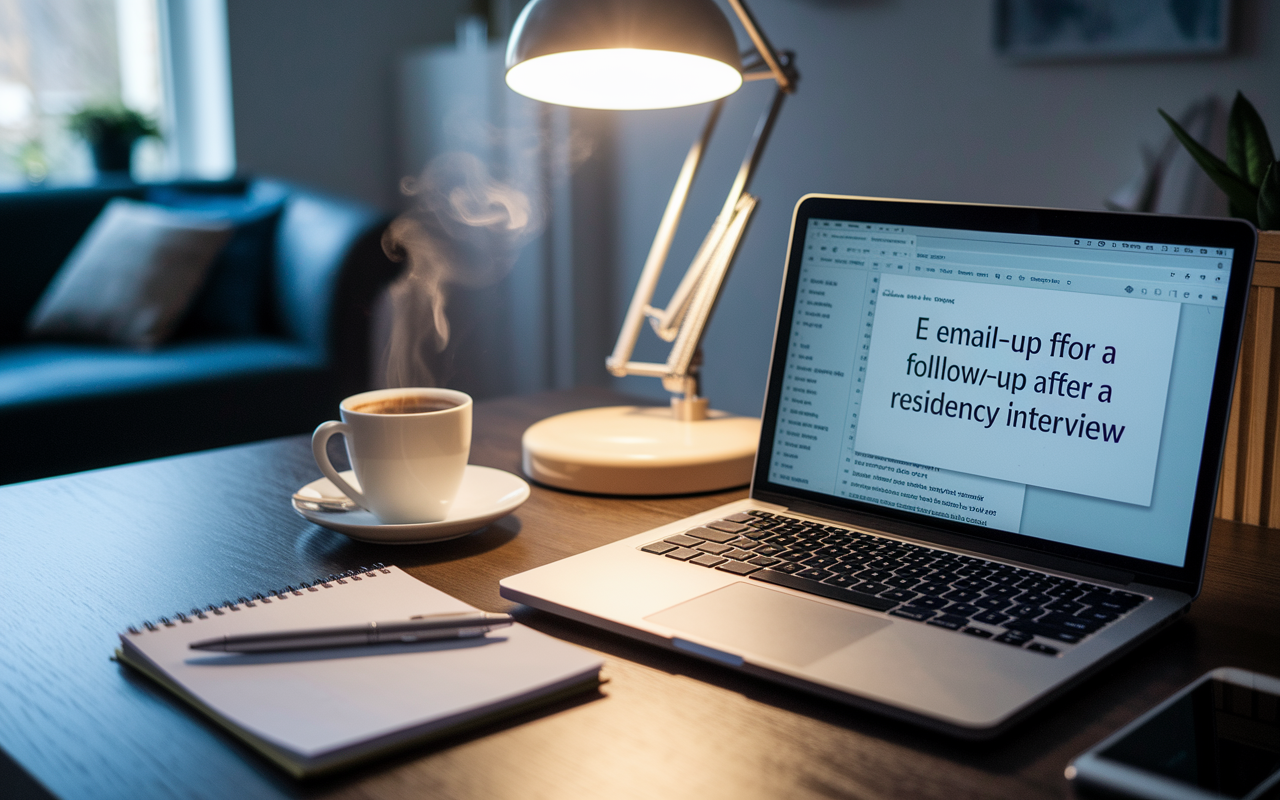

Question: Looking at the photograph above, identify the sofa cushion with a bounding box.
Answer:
[147,183,289,337]
[0,177,396,485]
[0,184,152,345]
[0,339,326,409]
[25,199,233,348]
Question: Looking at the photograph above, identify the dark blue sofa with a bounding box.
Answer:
[0,178,399,485]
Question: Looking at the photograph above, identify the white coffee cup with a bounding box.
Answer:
[311,388,472,524]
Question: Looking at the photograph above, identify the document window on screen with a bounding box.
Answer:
[768,219,1234,567]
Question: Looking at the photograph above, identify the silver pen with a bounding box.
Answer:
[188,611,513,653]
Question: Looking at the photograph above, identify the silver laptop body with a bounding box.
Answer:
[502,195,1257,738]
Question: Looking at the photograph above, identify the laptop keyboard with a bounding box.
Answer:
[640,510,1148,657]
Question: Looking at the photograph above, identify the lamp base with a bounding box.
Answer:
[522,405,761,496]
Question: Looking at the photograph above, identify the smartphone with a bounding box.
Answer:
[1066,668,1280,800]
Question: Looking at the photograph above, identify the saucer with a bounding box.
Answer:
[291,465,530,544]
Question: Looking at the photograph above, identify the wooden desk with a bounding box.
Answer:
[1,388,1277,800]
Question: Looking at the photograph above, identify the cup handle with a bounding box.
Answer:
[311,421,370,511]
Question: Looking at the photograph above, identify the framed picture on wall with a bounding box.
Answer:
[994,0,1231,61]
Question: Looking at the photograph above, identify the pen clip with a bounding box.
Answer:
[409,612,480,621]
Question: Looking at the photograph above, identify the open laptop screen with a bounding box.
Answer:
[755,196,1255,585]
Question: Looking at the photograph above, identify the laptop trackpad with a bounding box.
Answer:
[645,582,892,668]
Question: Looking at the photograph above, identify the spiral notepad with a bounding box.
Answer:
[116,565,602,778]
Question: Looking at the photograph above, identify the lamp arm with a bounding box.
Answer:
[606,100,725,376]
[605,0,796,407]
[662,191,758,397]
[651,81,788,341]
[725,0,795,92]
[608,81,789,394]
[649,189,735,342]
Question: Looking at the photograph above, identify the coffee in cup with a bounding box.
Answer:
[311,388,472,524]
[349,396,461,415]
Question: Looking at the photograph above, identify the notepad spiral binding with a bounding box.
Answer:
[126,563,392,635]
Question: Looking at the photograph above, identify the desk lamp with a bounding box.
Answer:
[506,0,799,495]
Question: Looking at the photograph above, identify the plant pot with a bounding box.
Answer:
[89,132,136,176]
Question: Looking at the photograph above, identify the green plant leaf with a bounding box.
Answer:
[1227,92,1276,189]
[67,103,160,143]
[1161,108,1259,224]
[1259,161,1280,231]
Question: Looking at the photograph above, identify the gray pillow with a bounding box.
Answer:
[26,198,233,348]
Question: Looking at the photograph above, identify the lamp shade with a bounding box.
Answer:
[505,0,744,110]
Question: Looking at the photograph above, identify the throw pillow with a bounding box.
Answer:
[26,198,233,349]
[147,184,288,336]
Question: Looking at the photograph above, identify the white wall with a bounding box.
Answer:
[219,1,1280,409]
[224,0,465,209]
[392,44,616,399]
[221,2,616,400]
[610,0,1280,416]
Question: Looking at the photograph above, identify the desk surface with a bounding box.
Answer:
[1,387,1277,800]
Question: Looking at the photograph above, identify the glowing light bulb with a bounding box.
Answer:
[506,48,742,110]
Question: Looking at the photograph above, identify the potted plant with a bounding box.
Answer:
[1165,94,1280,530]
[67,103,160,178]
[1162,92,1278,240]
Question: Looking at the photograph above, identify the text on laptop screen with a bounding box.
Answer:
[768,219,1234,567]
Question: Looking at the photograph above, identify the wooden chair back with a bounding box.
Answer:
[1217,231,1280,526]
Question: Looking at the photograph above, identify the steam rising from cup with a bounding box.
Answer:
[381,151,539,388]
[380,111,594,389]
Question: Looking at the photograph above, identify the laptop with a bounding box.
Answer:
[500,194,1258,738]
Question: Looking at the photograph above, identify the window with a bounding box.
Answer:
[0,0,233,187]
